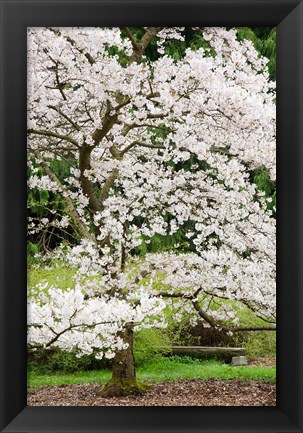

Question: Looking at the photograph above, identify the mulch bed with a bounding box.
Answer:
[28,379,276,406]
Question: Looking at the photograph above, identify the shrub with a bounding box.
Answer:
[235,331,276,358]
[28,347,110,374]
[134,328,172,366]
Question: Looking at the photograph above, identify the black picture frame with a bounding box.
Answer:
[1,0,302,432]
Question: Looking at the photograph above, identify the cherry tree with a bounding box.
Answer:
[27,27,276,396]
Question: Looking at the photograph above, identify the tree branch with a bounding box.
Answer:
[91,102,118,146]
[121,140,165,155]
[79,145,102,213]
[98,167,119,203]
[48,105,81,131]
[146,113,167,120]
[27,129,79,147]
[122,27,140,51]
[158,291,276,332]
[28,320,116,350]
[31,150,93,240]
[129,27,163,63]
[48,27,96,66]
[191,300,276,332]
[141,27,162,52]
[121,122,175,137]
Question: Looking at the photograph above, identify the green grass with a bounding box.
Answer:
[28,357,276,389]
[28,260,77,292]
[28,369,111,388]
[140,357,275,383]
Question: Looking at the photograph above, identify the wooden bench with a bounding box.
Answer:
[171,346,246,362]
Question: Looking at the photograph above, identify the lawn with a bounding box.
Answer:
[28,356,276,388]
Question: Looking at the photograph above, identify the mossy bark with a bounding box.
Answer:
[99,323,150,397]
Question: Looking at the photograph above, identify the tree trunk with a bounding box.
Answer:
[99,323,150,397]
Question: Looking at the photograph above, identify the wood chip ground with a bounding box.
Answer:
[28,379,276,406]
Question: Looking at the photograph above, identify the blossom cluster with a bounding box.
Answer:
[28,281,166,358]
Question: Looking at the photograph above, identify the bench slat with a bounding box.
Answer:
[171,346,246,361]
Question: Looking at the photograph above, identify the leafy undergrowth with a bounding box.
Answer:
[28,356,276,389]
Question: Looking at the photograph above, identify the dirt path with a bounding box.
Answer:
[28,379,276,406]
